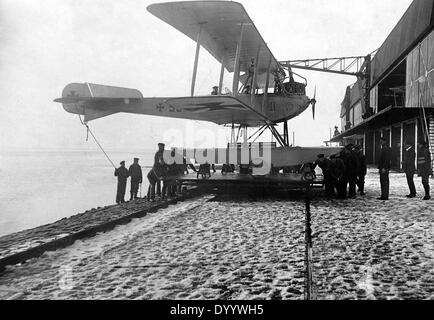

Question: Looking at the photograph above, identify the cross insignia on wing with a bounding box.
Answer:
[156,103,165,112]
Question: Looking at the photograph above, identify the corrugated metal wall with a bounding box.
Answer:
[406,29,434,108]
[371,0,434,86]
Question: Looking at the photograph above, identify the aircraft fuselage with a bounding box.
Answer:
[58,83,311,126]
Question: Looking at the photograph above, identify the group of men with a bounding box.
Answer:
[377,137,432,201]
[401,140,431,200]
[146,143,197,202]
[114,140,432,203]
[315,144,367,199]
[316,138,432,201]
[114,143,194,203]
[114,158,143,204]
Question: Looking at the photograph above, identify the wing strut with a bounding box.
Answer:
[232,23,245,95]
[218,52,226,95]
[191,25,203,97]
[262,56,272,114]
[251,45,261,105]
[265,122,288,147]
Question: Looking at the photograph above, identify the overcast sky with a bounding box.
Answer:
[0,0,413,152]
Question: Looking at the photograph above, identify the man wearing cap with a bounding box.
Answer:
[114,161,130,204]
[154,143,167,198]
[129,158,143,200]
[378,137,391,201]
[417,141,432,200]
[329,154,346,199]
[341,144,360,198]
[354,145,367,196]
[315,154,333,198]
[403,141,416,198]
[211,86,219,95]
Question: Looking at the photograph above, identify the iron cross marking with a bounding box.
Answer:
[156,103,165,112]
[67,91,79,97]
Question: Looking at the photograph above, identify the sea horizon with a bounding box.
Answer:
[0,149,156,237]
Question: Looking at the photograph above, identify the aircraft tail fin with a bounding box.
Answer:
[54,83,143,122]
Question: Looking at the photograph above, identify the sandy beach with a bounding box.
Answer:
[0,169,432,300]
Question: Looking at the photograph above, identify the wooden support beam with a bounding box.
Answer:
[415,119,419,169]
[363,132,367,155]
[389,126,392,148]
[400,122,404,170]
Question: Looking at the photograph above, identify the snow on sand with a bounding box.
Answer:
[0,169,432,300]
[312,170,434,300]
[0,195,307,300]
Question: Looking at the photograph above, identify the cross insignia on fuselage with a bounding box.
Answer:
[156,103,165,112]
[67,91,79,97]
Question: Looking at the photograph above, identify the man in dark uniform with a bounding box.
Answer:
[211,86,219,95]
[354,145,367,196]
[329,154,346,199]
[147,168,160,201]
[128,158,143,200]
[162,162,179,198]
[154,143,166,198]
[162,150,180,199]
[315,154,334,198]
[222,164,236,174]
[344,144,360,198]
[114,161,129,204]
[417,141,432,201]
[378,137,392,201]
[333,126,340,138]
[403,141,416,198]
[336,146,353,199]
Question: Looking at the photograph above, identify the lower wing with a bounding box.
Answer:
[55,83,271,126]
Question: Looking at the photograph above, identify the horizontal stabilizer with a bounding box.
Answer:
[55,83,143,122]
[58,82,143,101]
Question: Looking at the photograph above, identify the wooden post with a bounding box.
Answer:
[389,126,392,148]
[191,26,203,97]
[363,132,366,155]
[373,131,376,165]
[304,188,314,300]
[415,119,419,169]
[400,122,404,170]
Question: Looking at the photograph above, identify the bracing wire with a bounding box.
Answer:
[78,115,117,169]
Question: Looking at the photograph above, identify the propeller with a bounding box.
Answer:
[310,87,317,120]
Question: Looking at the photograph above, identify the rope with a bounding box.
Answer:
[78,115,117,169]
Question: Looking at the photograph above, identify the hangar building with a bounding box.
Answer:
[332,0,434,171]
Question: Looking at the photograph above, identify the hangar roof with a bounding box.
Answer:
[370,0,434,86]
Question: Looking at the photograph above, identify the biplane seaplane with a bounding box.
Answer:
[55,1,342,188]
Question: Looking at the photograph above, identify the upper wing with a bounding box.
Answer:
[147,1,282,87]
